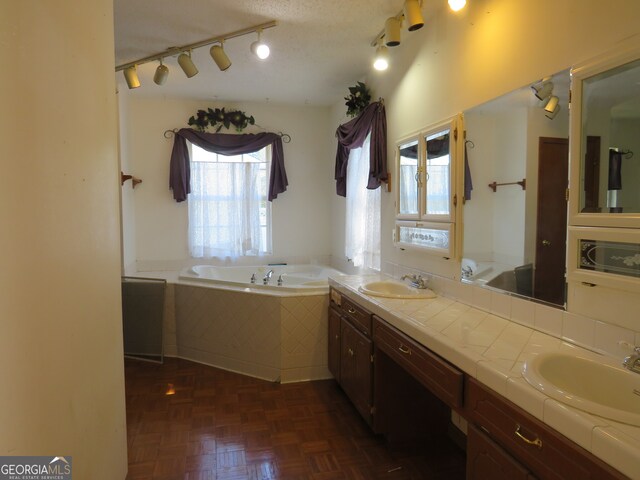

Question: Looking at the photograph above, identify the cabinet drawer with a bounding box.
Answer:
[373,316,464,408]
[467,423,534,480]
[465,377,627,480]
[330,288,372,336]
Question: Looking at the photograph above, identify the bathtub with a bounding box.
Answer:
[172,263,344,383]
[179,264,344,294]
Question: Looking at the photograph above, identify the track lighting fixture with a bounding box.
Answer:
[153,59,169,85]
[403,0,424,31]
[114,20,276,89]
[448,0,467,11]
[123,65,140,89]
[250,29,270,60]
[177,51,198,78]
[531,81,553,100]
[210,43,232,71]
[384,17,402,47]
[373,45,389,71]
[371,0,468,72]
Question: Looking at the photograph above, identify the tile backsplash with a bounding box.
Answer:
[384,261,640,360]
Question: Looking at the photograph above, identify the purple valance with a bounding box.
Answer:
[169,128,288,202]
[334,101,387,197]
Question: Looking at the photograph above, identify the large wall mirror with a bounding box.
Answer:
[462,70,570,307]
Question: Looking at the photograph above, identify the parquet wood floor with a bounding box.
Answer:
[125,357,466,480]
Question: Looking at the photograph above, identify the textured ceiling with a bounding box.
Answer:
[113,0,407,105]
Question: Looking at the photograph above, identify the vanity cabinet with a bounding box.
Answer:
[329,286,628,478]
[464,377,627,480]
[373,316,464,408]
[329,288,374,426]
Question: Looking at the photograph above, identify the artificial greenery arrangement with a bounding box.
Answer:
[188,107,256,133]
[344,81,372,117]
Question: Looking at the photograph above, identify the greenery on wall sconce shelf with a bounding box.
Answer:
[188,108,256,133]
[344,81,372,117]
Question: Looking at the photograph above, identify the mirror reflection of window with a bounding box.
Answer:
[399,140,419,215]
[425,130,451,216]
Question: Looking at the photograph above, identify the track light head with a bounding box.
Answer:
[403,0,424,31]
[153,60,169,85]
[544,95,559,113]
[531,81,553,100]
[250,30,270,59]
[373,45,389,71]
[210,44,232,71]
[177,52,198,78]
[384,17,402,47]
[123,65,140,89]
[448,0,467,11]
[545,103,560,119]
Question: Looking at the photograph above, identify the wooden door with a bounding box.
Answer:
[583,135,601,212]
[534,137,569,306]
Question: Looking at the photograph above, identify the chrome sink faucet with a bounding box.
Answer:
[623,346,640,374]
[263,269,274,285]
[401,274,428,289]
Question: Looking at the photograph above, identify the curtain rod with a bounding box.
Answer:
[115,20,278,72]
[164,128,291,144]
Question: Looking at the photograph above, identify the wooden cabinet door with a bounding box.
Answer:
[467,424,534,480]
[340,318,373,424]
[328,307,341,382]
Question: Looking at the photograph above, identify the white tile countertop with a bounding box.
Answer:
[329,273,640,479]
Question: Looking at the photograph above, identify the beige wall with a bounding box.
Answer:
[0,2,127,479]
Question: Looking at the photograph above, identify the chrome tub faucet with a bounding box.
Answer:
[263,269,274,285]
[623,346,640,374]
[401,273,428,289]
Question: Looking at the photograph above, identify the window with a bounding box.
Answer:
[345,134,381,270]
[188,144,271,258]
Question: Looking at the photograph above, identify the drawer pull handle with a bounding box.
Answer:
[398,344,412,355]
[515,424,542,449]
[347,307,357,314]
[348,348,354,356]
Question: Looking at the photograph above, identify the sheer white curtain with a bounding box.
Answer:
[345,134,381,270]
[188,145,270,258]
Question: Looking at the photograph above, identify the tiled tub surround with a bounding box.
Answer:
[330,274,640,479]
[174,283,330,383]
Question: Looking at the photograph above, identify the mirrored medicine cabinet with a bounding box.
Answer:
[394,115,463,258]
[567,45,640,293]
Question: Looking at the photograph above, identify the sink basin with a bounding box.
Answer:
[523,351,640,426]
[358,280,436,299]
